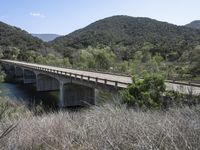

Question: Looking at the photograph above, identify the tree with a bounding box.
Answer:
[141,42,154,63]
[190,45,200,77]
[2,47,20,60]
[94,47,116,70]
[74,49,95,69]
[34,54,72,67]
[121,73,166,108]
[0,46,4,58]
[73,46,116,70]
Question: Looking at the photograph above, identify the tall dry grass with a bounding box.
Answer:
[0,104,200,150]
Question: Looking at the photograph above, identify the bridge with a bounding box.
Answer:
[0,59,132,107]
[1,59,200,107]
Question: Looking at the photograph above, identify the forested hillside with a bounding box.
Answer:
[0,21,60,61]
[51,16,200,62]
[0,21,58,61]
[186,20,200,29]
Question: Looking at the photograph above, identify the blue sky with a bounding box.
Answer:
[0,0,199,35]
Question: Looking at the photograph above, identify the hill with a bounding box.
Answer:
[51,16,200,61]
[0,21,45,51]
[0,21,56,60]
[32,34,60,42]
[186,20,200,29]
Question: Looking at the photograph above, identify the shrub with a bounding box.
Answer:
[121,73,166,108]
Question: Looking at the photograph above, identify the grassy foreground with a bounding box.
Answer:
[0,99,200,150]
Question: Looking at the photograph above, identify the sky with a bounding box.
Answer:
[0,0,200,35]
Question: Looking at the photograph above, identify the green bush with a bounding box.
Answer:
[121,73,166,108]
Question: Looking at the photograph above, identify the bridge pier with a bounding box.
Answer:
[15,67,23,82]
[59,82,64,107]
[23,69,36,84]
[61,83,95,107]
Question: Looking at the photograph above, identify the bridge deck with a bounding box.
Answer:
[0,59,132,88]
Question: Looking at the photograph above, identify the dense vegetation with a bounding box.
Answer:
[0,21,58,61]
[121,74,166,108]
[51,16,200,62]
[0,22,43,50]
[186,20,200,29]
[121,73,200,109]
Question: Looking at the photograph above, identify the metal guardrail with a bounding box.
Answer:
[0,60,131,89]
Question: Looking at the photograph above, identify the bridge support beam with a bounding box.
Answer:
[61,83,95,107]
[59,82,64,107]
[15,67,23,82]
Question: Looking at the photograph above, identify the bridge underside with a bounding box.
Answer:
[37,74,59,92]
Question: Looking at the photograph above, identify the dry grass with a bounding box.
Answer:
[0,104,200,150]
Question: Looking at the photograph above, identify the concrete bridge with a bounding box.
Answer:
[0,59,132,107]
[1,59,200,107]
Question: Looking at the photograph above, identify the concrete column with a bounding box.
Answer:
[36,73,39,89]
[14,66,16,77]
[59,82,64,107]
[22,69,25,81]
[23,69,36,84]
[63,83,95,107]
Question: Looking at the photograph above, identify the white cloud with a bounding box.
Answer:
[30,12,45,18]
